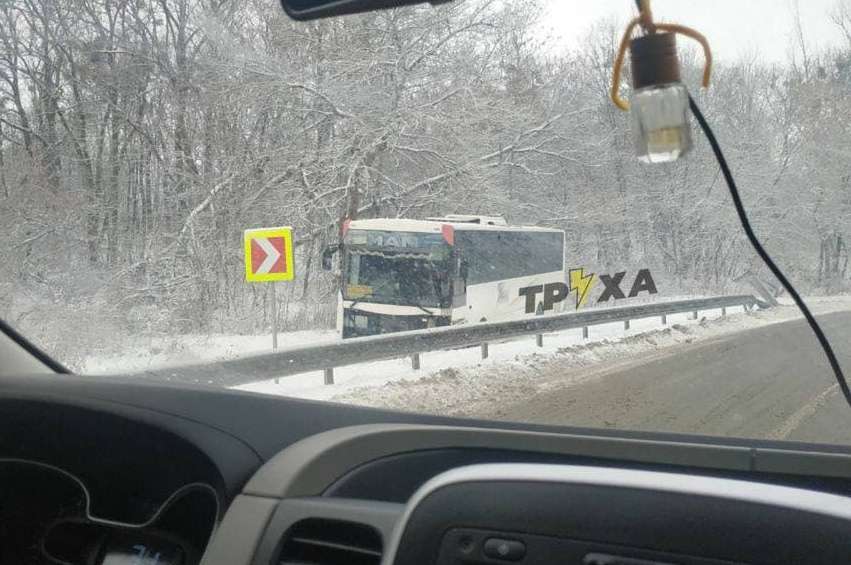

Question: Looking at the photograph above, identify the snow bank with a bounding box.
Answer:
[235,297,851,414]
[84,296,851,417]
[82,329,338,374]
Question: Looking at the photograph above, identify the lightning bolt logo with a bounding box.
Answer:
[569,268,595,310]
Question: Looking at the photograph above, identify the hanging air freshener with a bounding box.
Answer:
[610,0,712,163]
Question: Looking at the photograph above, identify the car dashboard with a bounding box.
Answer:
[4,375,851,565]
[207,424,851,565]
[0,460,216,565]
[0,400,220,565]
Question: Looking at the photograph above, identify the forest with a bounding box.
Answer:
[1,0,849,367]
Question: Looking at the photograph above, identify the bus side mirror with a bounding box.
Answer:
[322,245,338,271]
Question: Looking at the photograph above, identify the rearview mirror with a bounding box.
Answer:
[280,0,453,20]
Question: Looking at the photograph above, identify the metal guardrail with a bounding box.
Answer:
[139,294,758,387]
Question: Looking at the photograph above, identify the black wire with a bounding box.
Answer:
[688,94,851,409]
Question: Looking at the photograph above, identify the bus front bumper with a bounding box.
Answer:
[342,308,451,338]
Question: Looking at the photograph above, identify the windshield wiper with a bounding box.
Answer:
[408,301,436,316]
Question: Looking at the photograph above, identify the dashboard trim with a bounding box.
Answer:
[242,423,750,497]
[383,463,851,564]
[199,495,279,565]
[242,423,851,499]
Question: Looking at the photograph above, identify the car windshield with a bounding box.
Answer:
[2,0,851,444]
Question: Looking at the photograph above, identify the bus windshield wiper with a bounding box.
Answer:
[404,300,435,316]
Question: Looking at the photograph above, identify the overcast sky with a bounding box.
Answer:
[543,0,848,65]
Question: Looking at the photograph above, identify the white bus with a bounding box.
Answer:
[323,215,566,338]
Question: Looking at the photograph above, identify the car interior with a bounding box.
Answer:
[5,326,851,565]
[4,1,851,565]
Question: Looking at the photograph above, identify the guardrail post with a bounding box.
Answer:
[661,314,667,326]
[624,320,630,330]
[582,326,589,339]
[324,368,334,385]
[411,353,421,371]
[481,343,489,359]
[536,334,543,347]
[721,307,726,317]
[692,311,699,320]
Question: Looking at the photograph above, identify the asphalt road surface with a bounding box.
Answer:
[481,311,851,445]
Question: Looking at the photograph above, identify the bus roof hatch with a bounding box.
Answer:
[426,214,507,226]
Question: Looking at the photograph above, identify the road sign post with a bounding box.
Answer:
[271,284,278,382]
[244,226,295,356]
[271,284,278,351]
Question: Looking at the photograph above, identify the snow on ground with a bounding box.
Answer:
[236,297,851,415]
[84,296,851,417]
[233,307,741,401]
[82,329,338,374]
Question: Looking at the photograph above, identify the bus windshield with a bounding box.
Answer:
[345,252,451,307]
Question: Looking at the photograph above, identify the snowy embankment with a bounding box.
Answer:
[83,297,851,415]
[81,330,338,374]
[238,297,851,413]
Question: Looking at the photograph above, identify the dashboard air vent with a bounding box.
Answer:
[278,518,383,565]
